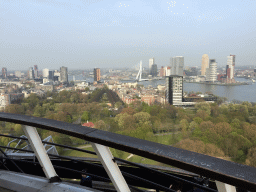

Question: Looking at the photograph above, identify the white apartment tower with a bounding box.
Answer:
[149,58,155,69]
[206,59,217,82]
[227,55,235,80]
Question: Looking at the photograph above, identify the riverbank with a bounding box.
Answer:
[184,81,250,86]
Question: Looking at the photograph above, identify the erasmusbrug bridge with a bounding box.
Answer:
[0,112,255,192]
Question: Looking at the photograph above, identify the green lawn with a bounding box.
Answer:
[60,146,97,158]
[59,133,183,167]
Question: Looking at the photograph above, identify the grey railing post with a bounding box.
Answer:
[91,143,131,192]
[215,181,237,192]
[23,126,61,182]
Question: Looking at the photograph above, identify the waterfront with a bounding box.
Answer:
[135,78,255,102]
[70,75,255,103]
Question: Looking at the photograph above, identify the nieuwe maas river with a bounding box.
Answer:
[136,78,256,102]
[137,78,256,102]
[70,75,256,102]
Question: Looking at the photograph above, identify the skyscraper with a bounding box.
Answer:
[226,54,235,82]
[149,58,154,70]
[29,67,35,79]
[34,65,38,79]
[43,68,49,83]
[166,75,183,105]
[150,64,158,77]
[60,66,68,83]
[170,56,184,76]
[160,66,165,77]
[201,54,209,76]
[165,66,171,76]
[94,68,101,82]
[206,59,217,82]
[2,68,7,79]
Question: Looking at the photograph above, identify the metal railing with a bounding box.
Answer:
[0,112,255,192]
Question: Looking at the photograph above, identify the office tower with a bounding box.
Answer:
[15,71,22,78]
[43,68,49,83]
[48,71,54,81]
[170,56,184,76]
[165,66,171,76]
[60,66,68,83]
[150,64,158,77]
[34,65,38,79]
[149,58,154,70]
[54,70,60,82]
[206,59,217,82]
[29,67,35,79]
[201,54,209,76]
[166,75,183,105]
[94,68,101,82]
[160,66,165,77]
[2,68,7,79]
[226,54,235,81]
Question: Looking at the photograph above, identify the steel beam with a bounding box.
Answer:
[91,143,131,192]
[23,126,61,182]
[215,181,236,192]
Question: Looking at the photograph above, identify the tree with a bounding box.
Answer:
[180,119,189,137]
[14,124,23,136]
[195,102,211,116]
[174,138,225,158]
[114,113,136,130]
[5,104,24,114]
[199,121,214,132]
[121,107,136,115]
[193,117,203,125]
[230,118,241,129]
[189,121,198,132]
[213,122,232,137]
[25,93,40,109]
[134,112,151,125]
[94,120,108,131]
[81,111,90,122]
[246,147,256,167]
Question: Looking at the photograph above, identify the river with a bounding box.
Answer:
[69,75,255,102]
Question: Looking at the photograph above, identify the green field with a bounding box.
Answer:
[60,132,182,166]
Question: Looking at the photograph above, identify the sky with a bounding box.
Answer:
[1,0,256,70]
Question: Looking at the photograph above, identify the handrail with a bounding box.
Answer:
[0,139,216,192]
[0,112,255,190]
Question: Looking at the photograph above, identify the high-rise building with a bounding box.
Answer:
[60,66,68,83]
[2,68,7,79]
[94,68,101,82]
[166,75,183,105]
[54,70,60,82]
[150,64,158,77]
[0,94,10,108]
[149,58,154,70]
[165,66,171,76]
[34,65,38,79]
[206,59,217,82]
[160,66,165,77]
[170,56,184,76]
[201,54,209,76]
[29,67,35,79]
[43,68,49,83]
[226,54,235,81]
[15,71,22,78]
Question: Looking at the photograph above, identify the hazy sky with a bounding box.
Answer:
[1,0,256,70]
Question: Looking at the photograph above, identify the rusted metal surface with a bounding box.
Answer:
[0,112,255,190]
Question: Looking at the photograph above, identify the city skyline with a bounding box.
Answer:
[1,0,256,70]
